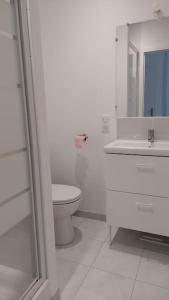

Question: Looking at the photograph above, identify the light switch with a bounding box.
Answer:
[102,114,111,133]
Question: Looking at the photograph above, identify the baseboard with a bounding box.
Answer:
[75,210,106,222]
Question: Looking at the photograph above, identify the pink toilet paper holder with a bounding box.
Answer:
[75,133,88,148]
[79,133,88,141]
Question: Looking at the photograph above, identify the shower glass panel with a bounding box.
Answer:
[0,1,44,299]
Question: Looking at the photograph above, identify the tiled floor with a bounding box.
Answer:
[56,216,169,300]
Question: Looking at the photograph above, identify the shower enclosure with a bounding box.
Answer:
[0,0,51,299]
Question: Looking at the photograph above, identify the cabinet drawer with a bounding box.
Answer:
[105,154,169,197]
[107,191,169,236]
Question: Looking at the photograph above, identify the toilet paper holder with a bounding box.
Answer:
[78,133,88,141]
[75,134,88,148]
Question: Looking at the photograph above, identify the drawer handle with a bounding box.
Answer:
[136,202,153,212]
[136,164,154,172]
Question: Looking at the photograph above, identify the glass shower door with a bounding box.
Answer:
[0,0,45,299]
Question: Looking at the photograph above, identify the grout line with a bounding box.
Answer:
[55,254,89,268]
[129,277,137,299]
[136,278,169,291]
[58,219,151,299]
[57,222,169,299]
[135,241,169,291]
[56,226,106,299]
[72,238,109,299]
[92,266,135,281]
[135,247,145,281]
[90,241,106,268]
[73,216,108,242]
[56,237,104,268]
[70,262,93,300]
[130,247,144,300]
[56,255,91,300]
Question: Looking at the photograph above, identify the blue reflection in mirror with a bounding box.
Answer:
[144,50,169,116]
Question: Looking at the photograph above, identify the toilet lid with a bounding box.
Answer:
[52,184,82,204]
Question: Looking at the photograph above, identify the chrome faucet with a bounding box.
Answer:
[148,129,155,143]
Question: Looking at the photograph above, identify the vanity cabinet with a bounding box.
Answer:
[105,154,169,236]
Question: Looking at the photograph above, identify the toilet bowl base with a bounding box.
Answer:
[54,216,74,246]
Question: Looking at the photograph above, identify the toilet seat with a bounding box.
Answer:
[52,184,81,205]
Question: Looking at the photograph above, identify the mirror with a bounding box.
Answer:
[116,17,169,117]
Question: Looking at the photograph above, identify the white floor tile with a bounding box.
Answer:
[72,216,83,228]
[79,218,107,241]
[137,250,169,289]
[56,257,89,300]
[131,281,169,300]
[53,222,169,300]
[74,268,134,300]
[56,236,103,266]
[94,229,143,279]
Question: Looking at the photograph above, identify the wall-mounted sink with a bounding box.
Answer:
[104,139,169,156]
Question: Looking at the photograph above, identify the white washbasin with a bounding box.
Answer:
[104,139,169,156]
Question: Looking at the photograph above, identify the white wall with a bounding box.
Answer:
[38,0,169,215]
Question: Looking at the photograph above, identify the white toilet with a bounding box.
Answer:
[52,184,82,245]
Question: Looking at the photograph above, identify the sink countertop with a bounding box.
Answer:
[104,139,169,156]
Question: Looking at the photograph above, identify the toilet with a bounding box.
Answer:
[52,184,82,245]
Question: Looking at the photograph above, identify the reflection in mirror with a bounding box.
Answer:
[144,50,169,116]
[116,17,169,118]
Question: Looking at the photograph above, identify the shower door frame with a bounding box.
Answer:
[12,0,49,299]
